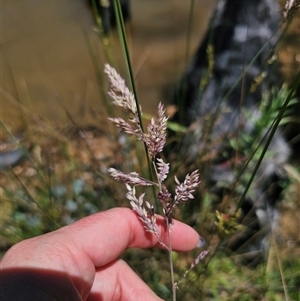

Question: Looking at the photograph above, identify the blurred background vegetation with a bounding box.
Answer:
[1,0,300,300]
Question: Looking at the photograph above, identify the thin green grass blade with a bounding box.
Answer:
[113,0,157,206]
[236,71,300,210]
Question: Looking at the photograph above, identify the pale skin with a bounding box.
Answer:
[1,207,200,301]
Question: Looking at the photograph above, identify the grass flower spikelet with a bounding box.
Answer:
[175,170,201,204]
[156,158,170,183]
[144,102,169,159]
[107,168,156,186]
[104,64,138,115]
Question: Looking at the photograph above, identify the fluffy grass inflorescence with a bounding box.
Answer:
[105,63,207,299]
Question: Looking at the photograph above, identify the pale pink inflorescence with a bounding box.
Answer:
[156,158,169,183]
[143,102,169,159]
[175,170,201,204]
[104,63,138,115]
[108,168,156,187]
[104,64,144,141]
[125,184,168,249]
[105,63,200,237]
[125,184,157,234]
[174,250,209,289]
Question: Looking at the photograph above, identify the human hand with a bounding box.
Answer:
[1,208,201,301]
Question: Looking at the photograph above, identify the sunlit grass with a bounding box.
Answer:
[1,0,300,300]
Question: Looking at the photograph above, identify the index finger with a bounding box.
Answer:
[65,207,200,267]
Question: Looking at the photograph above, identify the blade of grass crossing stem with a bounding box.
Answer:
[113,0,141,122]
[200,23,283,157]
[113,6,175,299]
[113,0,158,207]
[89,0,114,64]
[90,0,106,39]
[236,71,300,210]
[198,19,293,193]
[178,0,195,124]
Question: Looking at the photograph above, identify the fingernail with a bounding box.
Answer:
[197,236,206,248]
